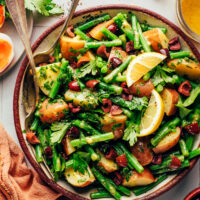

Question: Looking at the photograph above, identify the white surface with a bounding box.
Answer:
[0,0,199,199]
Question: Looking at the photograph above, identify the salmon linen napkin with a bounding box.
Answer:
[0,124,64,200]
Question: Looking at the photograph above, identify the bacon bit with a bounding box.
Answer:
[86,33,92,38]
[152,154,162,165]
[77,56,91,68]
[66,25,75,38]
[97,45,110,58]
[110,57,122,68]
[101,98,112,113]
[169,156,181,169]
[68,80,81,91]
[70,61,77,68]
[49,55,55,63]
[61,152,68,161]
[116,154,127,167]
[121,82,130,94]
[67,126,80,138]
[159,48,170,58]
[114,129,124,140]
[44,146,53,159]
[39,63,48,67]
[26,131,40,145]
[69,103,81,113]
[110,105,123,116]
[169,37,181,51]
[113,172,123,186]
[86,80,99,89]
[107,23,118,33]
[126,41,134,53]
[178,81,192,96]
[105,148,118,160]
[184,122,200,135]
[122,93,133,101]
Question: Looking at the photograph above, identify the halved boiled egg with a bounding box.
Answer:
[0,33,14,72]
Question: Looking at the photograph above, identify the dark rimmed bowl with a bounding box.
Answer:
[185,187,200,200]
[13,5,200,200]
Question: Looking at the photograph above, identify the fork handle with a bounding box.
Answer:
[5,0,39,103]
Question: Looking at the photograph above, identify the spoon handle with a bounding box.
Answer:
[50,0,80,51]
[5,0,39,104]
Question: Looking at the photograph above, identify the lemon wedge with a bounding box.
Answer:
[138,89,164,137]
[126,52,166,87]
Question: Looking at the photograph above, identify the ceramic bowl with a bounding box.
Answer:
[185,187,200,200]
[13,5,200,200]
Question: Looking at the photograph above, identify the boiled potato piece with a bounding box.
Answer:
[101,114,127,140]
[64,89,98,110]
[143,28,169,51]
[36,63,61,96]
[168,58,200,80]
[130,138,153,166]
[65,166,95,187]
[97,149,118,173]
[153,127,181,154]
[77,51,95,68]
[64,136,76,156]
[89,19,114,40]
[60,35,85,61]
[39,99,69,123]
[122,168,154,187]
[161,88,179,116]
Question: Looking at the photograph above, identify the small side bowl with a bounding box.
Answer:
[185,187,200,200]
[176,0,200,43]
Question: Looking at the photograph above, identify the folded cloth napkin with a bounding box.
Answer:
[0,124,62,200]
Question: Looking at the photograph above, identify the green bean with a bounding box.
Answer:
[151,117,181,146]
[114,142,144,173]
[101,27,118,40]
[71,132,114,147]
[35,110,40,117]
[84,145,100,161]
[188,148,200,160]
[121,108,135,119]
[179,139,189,157]
[85,39,122,49]
[131,15,140,49]
[133,174,168,196]
[114,75,126,82]
[104,56,133,83]
[170,51,191,59]
[98,82,123,95]
[53,43,61,62]
[91,167,121,200]
[101,66,108,74]
[35,144,43,163]
[156,84,164,93]
[147,26,167,34]
[74,28,93,41]
[90,191,112,199]
[143,71,151,81]
[30,117,39,131]
[53,148,61,172]
[65,159,73,169]
[119,34,127,49]
[72,120,101,135]
[137,22,151,52]
[38,126,47,149]
[186,135,195,152]
[77,14,111,31]
[49,58,69,98]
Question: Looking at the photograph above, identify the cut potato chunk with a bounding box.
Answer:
[77,51,95,68]
[60,35,85,60]
[130,138,153,166]
[168,58,200,80]
[64,136,76,156]
[161,88,179,116]
[65,166,95,187]
[97,149,118,173]
[36,63,61,96]
[153,127,181,154]
[89,19,114,40]
[64,89,98,110]
[39,99,68,123]
[101,114,127,140]
[122,168,154,187]
[143,28,169,51]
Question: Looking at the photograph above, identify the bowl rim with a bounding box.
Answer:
[13,4,200,200]
[184,187,200,200]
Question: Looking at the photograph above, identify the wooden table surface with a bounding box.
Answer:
[0,0,199,199]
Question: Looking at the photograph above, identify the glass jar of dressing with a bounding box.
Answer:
[176,0,200,43]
